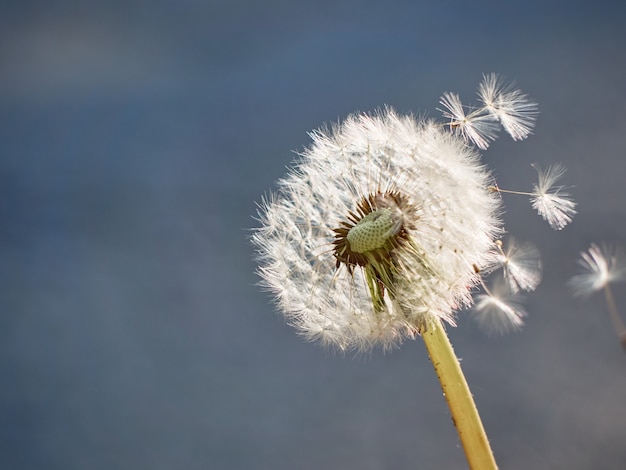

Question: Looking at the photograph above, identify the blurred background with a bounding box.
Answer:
[2,1,626,468]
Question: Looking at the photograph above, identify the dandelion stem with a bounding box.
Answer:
[421,318,498,470]
[489,187,533,197]
[603,284,626,339]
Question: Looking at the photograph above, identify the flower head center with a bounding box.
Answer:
[346,208,399,253]
[332,191,416,311]
[333,191,410,270]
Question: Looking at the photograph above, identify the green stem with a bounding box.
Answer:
[421,317,498,470]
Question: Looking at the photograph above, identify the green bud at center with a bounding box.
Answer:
[346,208,399,253]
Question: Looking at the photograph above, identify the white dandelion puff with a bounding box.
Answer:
[473,281,527,335]
[569,243,626,297]
[438,92,500,150]
[478,73,539,141]
[530,163,577,230]
[253,108,502,351]
[493,238,542,293]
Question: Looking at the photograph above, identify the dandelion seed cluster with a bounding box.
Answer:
[253,75,556,351]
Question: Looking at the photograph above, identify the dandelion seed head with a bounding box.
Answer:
[530,163,577,230]
[569,243,626,297]
[253,109,503,351]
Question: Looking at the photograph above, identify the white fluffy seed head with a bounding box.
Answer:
[253,109,503,351]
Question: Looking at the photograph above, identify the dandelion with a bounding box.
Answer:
[492,238,542,293]
[253,77,545,470]
[569,243,626,349]
[490,163,577,230]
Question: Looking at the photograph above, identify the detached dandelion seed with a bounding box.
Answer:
[569,243,626,349]
[570,243,626,296]
[478,73,539,141]
[474,280,527,335]
[440,73,538,149]
[439,92,500,150]
[491,163,577,230]
[493,238,542,293]
[530,163,577,230]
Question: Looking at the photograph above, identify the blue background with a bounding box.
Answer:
[2,1,626,468]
